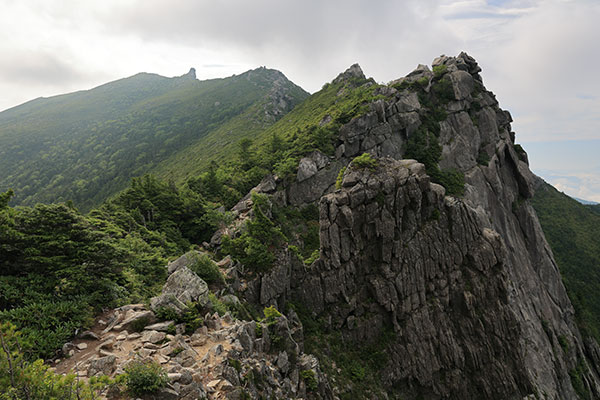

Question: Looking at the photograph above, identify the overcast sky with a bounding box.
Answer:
[1,0,599,201]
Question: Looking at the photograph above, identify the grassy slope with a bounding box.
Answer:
[0,68,307,211]
[152,78,382,184]
[532,182,600,341]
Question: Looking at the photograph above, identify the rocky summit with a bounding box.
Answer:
[47,53,600,399]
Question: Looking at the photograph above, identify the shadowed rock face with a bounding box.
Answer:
[309,158,531,398]
[242,53,600,399]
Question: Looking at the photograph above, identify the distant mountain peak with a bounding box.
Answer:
[183,67,196,79]
[333,63,365,84]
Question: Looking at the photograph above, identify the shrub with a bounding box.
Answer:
[123,360,168,395]
[335,166,347,189]
[189,253,224,284]
[155,306,179,322]
[558,335,569,353]
[477,149,490,166]
[301,369,318,391]
[351,153,378,171]
[255,322,263,337]
[0,322,106,399]
[208,293,228,316]
[130,316,151,333]
[432,168,465,197]
[263,306,282,324]
[513,144,527,162]
[432,64,447,79]
[431,77,455,103]
[221,193,285,273]
[304,249,320,266]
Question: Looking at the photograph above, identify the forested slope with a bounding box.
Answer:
[532,181,600,342]
[0,67,307,211]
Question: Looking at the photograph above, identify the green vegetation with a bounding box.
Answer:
[558,335,569,353]
[335,166,347,189]
[155,302,204,334]
[477,148,491,166]
[188,253,224,285]
[221,193,286,273]
[0,68,308,211]
[262,306,282,324]
[569,359,592,400]
[301,369,318,392]
[0,198,130,359]
[0,322,108,399]
[209,293,228,316]
[123,360,168,395]
[532,183,600,342]
[351,153,378,171]
[291,303,394,399]
[0,172,220,358]
[401,71,465,196]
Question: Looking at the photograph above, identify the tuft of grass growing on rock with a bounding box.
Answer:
[351,153,378,171]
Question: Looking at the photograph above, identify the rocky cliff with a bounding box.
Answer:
[54,53,600,399]
[231,53,600,399]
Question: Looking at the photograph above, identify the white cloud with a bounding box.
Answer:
[540,171,600,203]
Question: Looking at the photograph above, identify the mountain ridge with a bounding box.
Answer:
[0,66,309,211]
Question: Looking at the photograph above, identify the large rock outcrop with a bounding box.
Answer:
[233,53,600,399]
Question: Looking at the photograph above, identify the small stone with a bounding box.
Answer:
[221,379,234,391]
[79,331,99,340]
[145,321,175,332]
[98,338,114,350]
[156,354,170,364]
[206,379,221,390]
[141,330,166,344]
[168,373,182,381]
[211,344,223,356]
[76,343,88,350]
[99,349,115,357]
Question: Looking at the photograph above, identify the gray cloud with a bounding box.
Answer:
[104,0,459,90]
[0,50,85,85]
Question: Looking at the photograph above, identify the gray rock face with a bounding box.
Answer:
[167,250,202,275]
[150,266,209,314]
[333,63,365,84]
[87,355,116,377]
[231,53,600,399]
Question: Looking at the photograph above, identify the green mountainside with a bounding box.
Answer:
[532,182,600,341]
[0,67,308,211]
[0,68,377,361]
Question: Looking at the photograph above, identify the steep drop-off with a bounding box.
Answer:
[228,53,600,399]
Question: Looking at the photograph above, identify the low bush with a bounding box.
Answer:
[351,153,378,171]
[263,306,282,324]
[335,166,346,189]
[301,369,318,391]
[123,360,168,395]
[189,253,224,284]
[221,193,285,273]
[0,322,107,399]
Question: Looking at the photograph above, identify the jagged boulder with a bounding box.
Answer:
[167,250,202,275]
[150,266,209,314]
